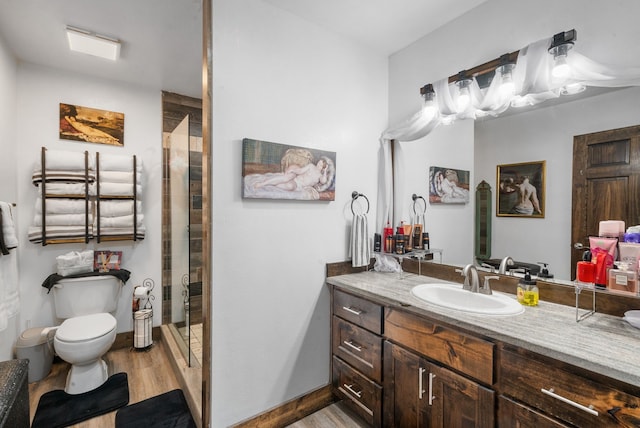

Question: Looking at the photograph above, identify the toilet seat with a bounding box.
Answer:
[56,313,116,343]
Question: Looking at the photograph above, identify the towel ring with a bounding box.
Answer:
[412,194,426,215]
[351,191,370,215]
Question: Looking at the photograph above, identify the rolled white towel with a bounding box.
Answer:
[32,213,94,227]
[99,154,143,172]
[0,202,18,249]
[38,182,96,196]
[99,182,142,197]
[99,200,142,217]
[99,170,142,184]
[38,149,95,171]
[99,214,144,228]
[35,198,88,215]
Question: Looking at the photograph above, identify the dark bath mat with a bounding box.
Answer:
[32,372,129,428]
[116,389,196,428]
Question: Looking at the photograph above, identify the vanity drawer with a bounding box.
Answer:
[499,347,640,427]
[332,356,382,427]
[384,309,494,385]
[332,316,383,383]
[498,395,568,427]
[333,289,382,334]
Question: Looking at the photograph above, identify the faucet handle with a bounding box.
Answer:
[481,276,499,295]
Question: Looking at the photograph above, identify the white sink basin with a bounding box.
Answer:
[411,283,524,316]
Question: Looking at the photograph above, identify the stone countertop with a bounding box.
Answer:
[326,271,640,389]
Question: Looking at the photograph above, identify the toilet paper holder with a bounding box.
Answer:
[133,278,155,311]
[133,278,155,350]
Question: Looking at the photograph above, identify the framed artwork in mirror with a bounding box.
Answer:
[428,166,470,204]
[496,160,545,218]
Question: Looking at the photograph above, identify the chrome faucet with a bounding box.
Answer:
[481,276,499,295]
[498,256,514,275]
[461,264,480,293]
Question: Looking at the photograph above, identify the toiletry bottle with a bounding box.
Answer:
[576,250,595,283]
[383,221,393,253]
[517,269,538,306]
[403,223,413,252]
[608,262,637,294]
[422,232,430,250]
[412,224,423,249]
[373,233,381,253]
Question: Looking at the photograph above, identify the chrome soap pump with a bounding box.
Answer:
[517,268,539,307]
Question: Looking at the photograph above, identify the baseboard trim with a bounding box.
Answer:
[231,384,335,427]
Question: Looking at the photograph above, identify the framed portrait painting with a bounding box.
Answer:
[429,166,470,204]
[496,160,545,218]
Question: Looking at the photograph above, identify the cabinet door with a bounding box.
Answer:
[383,341,432,427]
[428,362,495,428]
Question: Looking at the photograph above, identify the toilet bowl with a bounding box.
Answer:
[53,312,117,394]
[51,274,123,394]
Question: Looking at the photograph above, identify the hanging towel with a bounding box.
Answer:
[351,213,371,268]
[0,202,18,250]
[0,238,19,331]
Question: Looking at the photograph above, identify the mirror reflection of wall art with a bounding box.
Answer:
[242,138,336,201]
[429,166,470,204]
[497,160,545,218]
[59,103,125,146]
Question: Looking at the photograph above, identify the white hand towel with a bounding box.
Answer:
[0,244,19,331]
[351,213,371,268]
[99,182,143,197]
[38,182,96,196]
[0,202,18,249]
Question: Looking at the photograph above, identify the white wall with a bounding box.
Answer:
[212,0,387,425]
[13,63,162,337]
[0,33,19,360]
[388,0,640,273]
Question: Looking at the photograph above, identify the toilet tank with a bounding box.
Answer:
[53,275,123,319]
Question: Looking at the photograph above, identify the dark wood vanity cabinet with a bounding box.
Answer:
[383,341,494,428]
[498,344,640,428]
[331,289,383,427]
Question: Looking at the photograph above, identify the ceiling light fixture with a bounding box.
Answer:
[496,54,516,98]
[455,72,472,112]
[66,26,121,61]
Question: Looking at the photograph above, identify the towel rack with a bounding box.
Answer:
[412,194,426,215]
[351,191,370,215]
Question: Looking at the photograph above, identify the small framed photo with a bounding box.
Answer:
[496,160,545,218]
[94,250,123,272]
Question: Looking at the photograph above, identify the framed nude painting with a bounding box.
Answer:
[496,160,545,218]
[242,138,336,201]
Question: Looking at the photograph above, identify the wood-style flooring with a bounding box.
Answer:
[286,402,368,428]
[28,341,181,428]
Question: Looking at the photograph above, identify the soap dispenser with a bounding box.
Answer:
[517,269,539,306]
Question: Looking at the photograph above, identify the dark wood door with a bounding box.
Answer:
[383,341,494,428]
[571,124,640,279]
[429,364,494,428]
[383,341,430,427]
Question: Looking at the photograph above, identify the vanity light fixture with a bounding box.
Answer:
[421,84,438,121]
[66,26,121,61]
[548,29,576,79]
[496,54,516,97]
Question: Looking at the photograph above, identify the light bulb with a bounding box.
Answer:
[552,55,570,78]
[422,104,437,121]
[496,63,516,98]
[457,87,470,111]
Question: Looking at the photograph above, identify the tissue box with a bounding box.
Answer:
[56,250,94,276]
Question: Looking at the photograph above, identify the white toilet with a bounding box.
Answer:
[51,275,122,394]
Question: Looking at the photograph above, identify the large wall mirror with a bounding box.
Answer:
[398,84,640,292]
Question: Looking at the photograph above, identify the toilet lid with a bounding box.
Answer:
[56,313,116,342]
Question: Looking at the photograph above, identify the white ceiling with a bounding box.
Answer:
[0,0,486,98]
